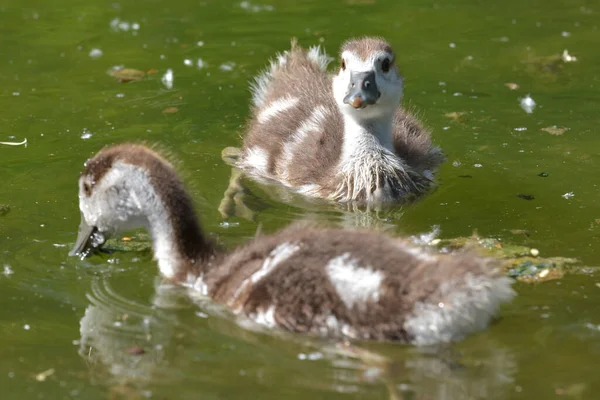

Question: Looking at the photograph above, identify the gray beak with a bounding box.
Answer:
[343,71,380,109]
[69,212,100,257]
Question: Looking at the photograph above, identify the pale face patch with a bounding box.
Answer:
[325,253,384,310]
[257,96,300,124]
[332,50,403,121]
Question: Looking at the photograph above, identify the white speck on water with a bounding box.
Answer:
[89,48,103,59]
[161,69,174,89]
[453,92,462,96]
[160,54,166,60]
[132,22,140,30]
[195,311,208,318]
[561,31,571,37]
[562,49,577,62]
[12,92,20,96]
[196,58,206,69]
[449,42,456,48]
[80,128,93,140]
[8,371,14,378]
[520,94,536,113]
[197,41,205,47]
[297,352,324,361]
[474,163,483,168]
[23,324,30,330]
[113,321,122,327]
[40,224,45,228]
[3,265,13,276]
[184,59,193,66]
[439,81,446,86]
[240,1,275,12]
[220,221,240,228]
[219,62,235,72]
[442,126,450,130]
[452,160,461,167]
[514,127,527,131]
[231,41,237,46]
[562,192,575,199]
[530,248,540,257]
[52,243,67,248]
[115,93,125,98]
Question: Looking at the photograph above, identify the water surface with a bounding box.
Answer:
[1,0,600,398]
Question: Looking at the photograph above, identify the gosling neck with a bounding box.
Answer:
[145,179,216,281]
[341,112,395,158]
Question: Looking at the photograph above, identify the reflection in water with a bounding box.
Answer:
[78,277,184,393]
[218,163,407,231]
[79,276,517,399]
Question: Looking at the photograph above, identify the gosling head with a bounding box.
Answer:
[69,144,171,257]
[332,37,403,121]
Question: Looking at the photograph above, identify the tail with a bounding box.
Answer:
[250,39,333,108]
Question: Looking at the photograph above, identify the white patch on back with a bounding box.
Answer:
[251,305,277,328]
[242,147,269,176]
[257,96,299,123]
[230,242,301,305]
[279,105,328,181]
[403,274,516,346]
[325,253,384,309]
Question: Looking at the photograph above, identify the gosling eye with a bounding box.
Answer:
[340,59,346,71]
[83,182,92,196]
[381,58,391,73]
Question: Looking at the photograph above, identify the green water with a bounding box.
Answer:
[1,0,600,398]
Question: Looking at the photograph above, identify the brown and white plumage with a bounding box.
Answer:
[70,144,514,345]
[239,37,445,206]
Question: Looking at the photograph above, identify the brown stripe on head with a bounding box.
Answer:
[80,143,175,195]
[341,37,394,61]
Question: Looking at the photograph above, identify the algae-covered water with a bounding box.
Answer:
[1,0,600,398]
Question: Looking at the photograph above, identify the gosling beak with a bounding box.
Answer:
[69,213,100,257]
[343,71,380,109]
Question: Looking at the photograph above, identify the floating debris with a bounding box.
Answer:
[514,127,528,131]
[473,163,483,168]
[88,48,103,59]
[161,69,174,89]
[505,82,520,90]
[109,18,140,33]
[561,31,571,37]
[434,235,577,283]
[297,352,324,361]
[562,192,575,199]
[80,128,93,140]
[3,264,13,276]
[183,59,193,67]
[520,94,536,113]
[517,194,535,201]
[444,111,466,122]
[162,107,178,114]
[239,1,275,12]
[538,172,549,177]
[34,368,55,382]
[125,346,145,355]
[219,62,236,72]
[196,58,206,69]
[561,49,577,62]
[530,248,540,257]
[109,67,146,83]
[0,138,27,146]
[541,126,568,135]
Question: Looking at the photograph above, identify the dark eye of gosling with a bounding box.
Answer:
[382,58,391,73]
[341,59,346,71]
[83,182,92,196]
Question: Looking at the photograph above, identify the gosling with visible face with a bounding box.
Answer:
[71,144,513,345]
[239,37,444,206]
